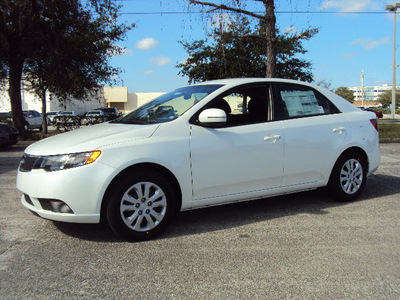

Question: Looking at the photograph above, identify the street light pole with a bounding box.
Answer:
[385,3,400,119]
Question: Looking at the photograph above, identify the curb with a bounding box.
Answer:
[379,138,400,143]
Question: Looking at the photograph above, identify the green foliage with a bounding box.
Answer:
[177,17,318,83]
[377,89,400,107]
[53,115,82,132]
[0,0,132,134]
[334,87,355,103]
[378,123,400,138]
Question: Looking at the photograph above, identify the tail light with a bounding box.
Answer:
[370,119,378,131]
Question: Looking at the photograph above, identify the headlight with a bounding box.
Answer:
[36,151,101,172]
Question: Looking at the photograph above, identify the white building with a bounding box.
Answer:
[0,87,106,114]
[0,86,164,115]
[349,84,398,107]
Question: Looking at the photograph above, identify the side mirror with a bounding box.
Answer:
[198,108,227,125]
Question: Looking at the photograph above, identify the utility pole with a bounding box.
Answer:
[360,70,365,107]
[385,3,400,119]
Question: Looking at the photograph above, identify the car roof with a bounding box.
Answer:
[194,78,315,87]
[191,78,359,114]
[192,78,331,95]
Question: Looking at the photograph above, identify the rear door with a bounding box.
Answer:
[274,83,347,187]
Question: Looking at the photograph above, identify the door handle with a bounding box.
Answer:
[333,126,345,134]
[264,134,281,142]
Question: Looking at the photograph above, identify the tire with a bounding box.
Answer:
[328,151,367,202]
[106,169,177,241]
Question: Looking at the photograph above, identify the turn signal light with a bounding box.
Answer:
[86,151,101,165]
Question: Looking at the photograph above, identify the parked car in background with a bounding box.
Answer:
[0,122,18,148]
[94,107,120,120]
[362,108,383,118]
[82,110,105,125]
[0,112,12,124]
[17,79,380,242]
[46,111,61,123]
[59,111,78,117]
[86,110,104,117]
[53,111,78,124]
[23,110,49,131]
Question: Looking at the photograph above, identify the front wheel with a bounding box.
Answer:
[106,169,177,241]
[328,151,367,202]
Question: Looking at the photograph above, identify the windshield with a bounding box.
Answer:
[114,85,222,124]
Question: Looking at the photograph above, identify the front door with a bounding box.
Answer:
[189,85,285,207]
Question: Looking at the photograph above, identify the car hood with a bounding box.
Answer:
[25,123,160,156]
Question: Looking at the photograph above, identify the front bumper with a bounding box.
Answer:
[17,161,117,223]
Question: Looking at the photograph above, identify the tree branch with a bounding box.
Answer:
[189,0,264,20]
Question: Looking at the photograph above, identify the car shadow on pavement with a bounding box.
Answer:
[165,173,400,239]
[52,173,400,242]
[52,222,120,242]
[166,190,342,239]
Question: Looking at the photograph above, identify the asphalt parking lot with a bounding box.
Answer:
[0,142,399,299]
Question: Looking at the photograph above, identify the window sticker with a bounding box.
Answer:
[280,90,324,117]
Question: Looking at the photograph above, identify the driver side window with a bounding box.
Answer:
[208,86,271,127]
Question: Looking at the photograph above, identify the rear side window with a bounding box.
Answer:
[276,84,339,119]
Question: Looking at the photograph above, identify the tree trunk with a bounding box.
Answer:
[8,58,26,136]
[264,0,276,78]
[41,87,48,135]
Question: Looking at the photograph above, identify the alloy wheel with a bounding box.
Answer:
[119,181,167,232]
[340,158,363,195]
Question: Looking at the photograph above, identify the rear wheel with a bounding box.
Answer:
[106,169,177,241]
[328,151,367,202]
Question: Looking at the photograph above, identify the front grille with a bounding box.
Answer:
[19,154,39,172]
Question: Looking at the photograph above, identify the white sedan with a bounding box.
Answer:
[17,79,380,241]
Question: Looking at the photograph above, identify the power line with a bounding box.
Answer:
[121,10,388,15]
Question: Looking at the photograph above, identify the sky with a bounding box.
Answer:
[110,0,399,92]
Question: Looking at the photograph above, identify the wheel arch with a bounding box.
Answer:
[100,163,182,222]
[330,146,369,181]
